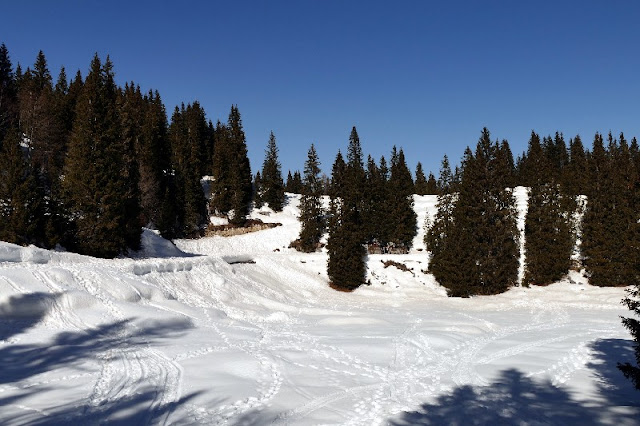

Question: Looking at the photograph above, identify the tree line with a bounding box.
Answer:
[0,45,253,257]
[1,43,638,389]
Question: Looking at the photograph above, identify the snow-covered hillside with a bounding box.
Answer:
[0,192,637,425]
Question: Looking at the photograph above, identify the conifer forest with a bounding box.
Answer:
[1,44,639,422]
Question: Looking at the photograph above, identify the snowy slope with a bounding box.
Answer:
[0,190,637,425]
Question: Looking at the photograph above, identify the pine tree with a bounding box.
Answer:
[414,162,428,195]
[63,54,139,257]
[260,131,285,211]
[296,144,325,252]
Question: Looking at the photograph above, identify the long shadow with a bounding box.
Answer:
[391,338,640,425]
[0,292,59,341]
[0,293,198,424]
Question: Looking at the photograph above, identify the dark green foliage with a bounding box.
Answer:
[296,144,325,252]
[63,55,140,257]
[388,148,417,249]
[428,128,519,296]
[117,83,143,249]
[582,133,639,287]
[0,127,41,245]
[210,106,252,225]
[437,154,453,194]
[0,43,18,143]
[563,135,588,198]
[327,127,367,291]
[285,170,303,194]
[414,162,428,195]
[425,172,438,195]
[362,155,389,246]
[329,151,346,198]
[523,182,573,286]
[260,131,285,211]
[619,282,640,390]
[253,171,263,208]
[168,103,208,234]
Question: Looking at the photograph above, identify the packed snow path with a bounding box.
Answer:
[0,193,637,425]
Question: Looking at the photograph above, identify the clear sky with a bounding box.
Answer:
[2,1,639,177]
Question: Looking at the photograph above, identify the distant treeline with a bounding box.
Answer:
[1,45,638,297]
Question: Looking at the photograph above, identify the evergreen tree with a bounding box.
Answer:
[563,135,588,198]
[426,172,438,195]
[168,103,208,234]
[253,171,263,208]
[117,82,143,249]
[210,120,232,214]
[329,151,346,198]
[292,171,303,193]
[414,162,428,195]
[582,133,638,286]
[0,127,41,245]
[296,144,325,252]
[227,105,252,225]
[327,128,367,291]
[523,182,573,286]
[388,148,417,250]
[285,170,294,192]
[437,154,453,194]
[429,128,519,296]
[619,281,640,389]
[0,43,18,144]
[63,54,139,257]
[261,131,285,211]
[362,155,387,247]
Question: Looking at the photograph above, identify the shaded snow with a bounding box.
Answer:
[0,189,637,425]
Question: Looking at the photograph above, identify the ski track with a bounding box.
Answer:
[0,200,634,426]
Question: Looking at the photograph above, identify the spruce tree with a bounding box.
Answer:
[63,54,139,257]
[296,144,325,252]
[253,171,263,208]
[0,43,18,144]
[327,128,367,291]
[619,281,640,389]
[414,162,428,195]
[582,132,638,287]
[388,148,417,250]
[425,172,438,195]
[211,121,232,214]
[563,135,588,198]
[437,154,453,194]
[260,131,285,211]
[0,127,41,245]
[429,129,519,296]
[227,105,252,225]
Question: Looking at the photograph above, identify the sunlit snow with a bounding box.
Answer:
[0,190,637,425]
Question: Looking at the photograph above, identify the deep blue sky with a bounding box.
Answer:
[2,1,639,176]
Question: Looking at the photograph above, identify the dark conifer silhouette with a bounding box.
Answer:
[414,161,428,195]
[429,129,519,296]
[260,131,285,211]
[63,55,139,257]
[296,144,325,252]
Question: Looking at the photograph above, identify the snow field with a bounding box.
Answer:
[0,190,637,424]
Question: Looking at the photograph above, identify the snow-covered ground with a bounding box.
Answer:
[0,192,637,425]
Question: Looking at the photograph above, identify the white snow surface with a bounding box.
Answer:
[0,190,637,425]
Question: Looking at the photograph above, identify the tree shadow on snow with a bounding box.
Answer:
[0,292,58,341]
[391,338,640,426]
[0,293,200,424]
